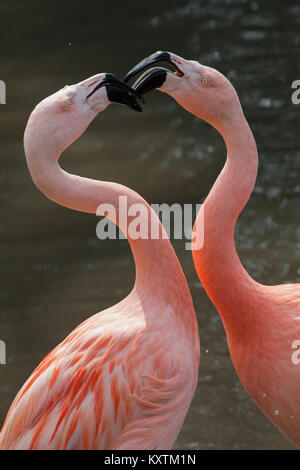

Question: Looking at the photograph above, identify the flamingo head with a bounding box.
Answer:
[124,51,241,128]
[24,73,144,157]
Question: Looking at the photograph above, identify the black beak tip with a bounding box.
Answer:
[133,69,168,96]
[86,74,144,112]
[105,83,144,112]
[124,51,171,83]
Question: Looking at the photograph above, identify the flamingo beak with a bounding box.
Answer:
[86,73,144,112]
[124,51,184,96]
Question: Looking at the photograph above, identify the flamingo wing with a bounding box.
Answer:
[0,312,196,450]
[0,315,139,449]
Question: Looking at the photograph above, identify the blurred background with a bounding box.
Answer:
[0,0,300,450]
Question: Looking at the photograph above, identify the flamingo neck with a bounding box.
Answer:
[25,139,195,323]
[193,108,259,333]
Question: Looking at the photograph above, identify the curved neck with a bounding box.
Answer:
[25,143,193,312]
[193,108,259,332]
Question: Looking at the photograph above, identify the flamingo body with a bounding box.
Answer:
[0,73,199,450]
[1,291,198,449]
[125,51,300,447]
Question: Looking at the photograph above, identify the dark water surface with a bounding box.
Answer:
[0,0,299,449]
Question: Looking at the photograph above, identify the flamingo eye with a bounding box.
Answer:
[202,77,208,85]
[65,98,74,109]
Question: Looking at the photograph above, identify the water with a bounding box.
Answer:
[0,0,299,449]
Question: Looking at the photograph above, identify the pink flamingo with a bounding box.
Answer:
[0,73,200,449]
[125,52,300,447]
